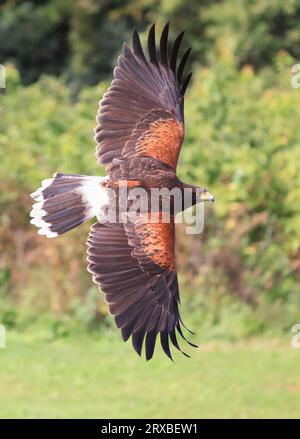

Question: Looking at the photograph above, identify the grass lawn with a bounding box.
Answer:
[0,330,299,418]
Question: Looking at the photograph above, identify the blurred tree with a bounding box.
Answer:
[0,0,151,87]
[68,0,132,92]
[205,0,300,68]
[0,0,71,84]
[3,0,300,86]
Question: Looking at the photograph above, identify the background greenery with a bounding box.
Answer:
[1,0,300,418]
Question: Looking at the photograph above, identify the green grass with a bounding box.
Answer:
[0,330,300,418]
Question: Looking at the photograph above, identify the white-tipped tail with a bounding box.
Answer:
[30,173,109,237]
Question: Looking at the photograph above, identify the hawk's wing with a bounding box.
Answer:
[87,214,196,360]
[95,23,192,172]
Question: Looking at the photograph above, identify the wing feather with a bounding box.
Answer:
[86,221,195,360]
[132,28,147,63]
[159,23,169,67]
[148,24,159,65]
[95,24,192,171]
[177,47,192,82]
[170,31,185,73]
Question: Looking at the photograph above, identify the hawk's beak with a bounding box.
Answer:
[201,190,215,203]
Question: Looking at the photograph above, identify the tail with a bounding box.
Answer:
[30,173,108,238]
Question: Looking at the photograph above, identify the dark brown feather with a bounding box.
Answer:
[132,28,147,63]
[170,31,185,73]
[177,47,192,82]
[86,221,195,360]
[95,24,192,172]
[148,23,158,65]
[180,72,193,96]
[159,23,169,67]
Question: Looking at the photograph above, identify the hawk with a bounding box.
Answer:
[30,24,214,360]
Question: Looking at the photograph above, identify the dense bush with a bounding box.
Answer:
[0,66,104,319]
[178,51,300,335]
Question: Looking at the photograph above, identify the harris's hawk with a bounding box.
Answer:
[30,24,214,360]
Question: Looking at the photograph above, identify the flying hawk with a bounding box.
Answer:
[30,24,214,360]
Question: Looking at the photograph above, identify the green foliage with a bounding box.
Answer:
[205,0,300,68]
[0,64,105,196]
[0,67,107,317]
[178,51,300,316]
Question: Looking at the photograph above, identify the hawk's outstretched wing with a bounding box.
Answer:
[95,23,192,172]
[87,214,196,360]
